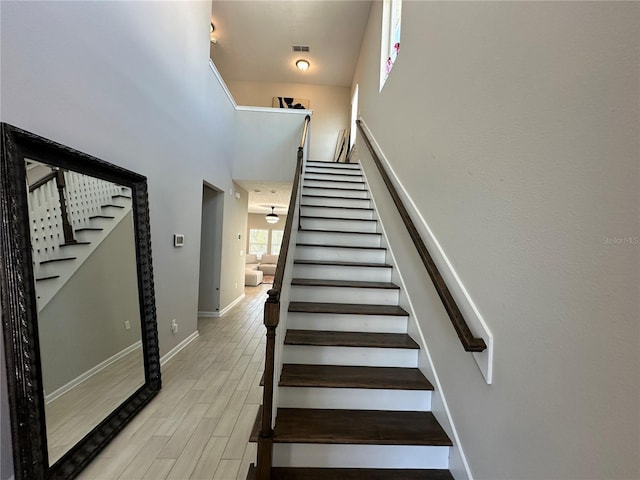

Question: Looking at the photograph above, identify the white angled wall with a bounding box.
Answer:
[353,2,639,480]
[229,81,351,162]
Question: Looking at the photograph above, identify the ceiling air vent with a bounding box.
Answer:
[292,45,310,52]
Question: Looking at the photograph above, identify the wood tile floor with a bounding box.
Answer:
[76,284,269,480]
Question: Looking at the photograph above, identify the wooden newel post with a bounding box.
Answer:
[54,169,76,245]
[256,288,280,480]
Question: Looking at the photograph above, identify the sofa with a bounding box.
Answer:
[245,254,263,286]
[258,254,278,276]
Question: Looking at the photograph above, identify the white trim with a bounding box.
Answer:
[198,311,218,318]
[360,166,474,480]
[215,293,245,318]
[160,331,199,367]
[236,106,313,115]
[358,118,494,384]
[208,59,237,109]
[44,341,142,404]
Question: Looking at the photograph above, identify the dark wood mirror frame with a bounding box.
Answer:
[0,123,161,480]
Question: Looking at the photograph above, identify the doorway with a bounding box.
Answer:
[197,183,224,316]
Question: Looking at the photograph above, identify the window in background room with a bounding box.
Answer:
[249,229,268,255]
[271,230,284,255]
[380,0,402,91]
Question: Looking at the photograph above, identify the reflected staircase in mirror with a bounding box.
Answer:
[248,160,454,479]
[27,168,133,310]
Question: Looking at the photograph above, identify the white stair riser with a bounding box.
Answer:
[301,206,374,220]
[278,387,432,411]
[85,217,117,228]
[287,312,408,334]
[306,162,361,171]
[302,196,371,209]
[303,187,369,199]
[283,345,418,368]
[297,231,381,248]
[305,166,362,174]
[273,444,449,469]
[293,264,392,283]
[36,259,78,279]
[295,246,385,263]
[304,180,366,190]
[300,217,377,233]
[73,229,104,243]
[291,286,399,305]
[305,173,364,182]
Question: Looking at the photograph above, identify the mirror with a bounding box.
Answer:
[0,124,161,480]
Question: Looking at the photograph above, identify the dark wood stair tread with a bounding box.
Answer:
[60,242,90,247]
[304,179,365,185]
[299,228,380,236]
[89,215,115,219]
[280,364,433,390]
[102,204,125,209]
[292,278,399,289]
[302,194,369,201]
[301,204,372,211]
[294,259,391,268]
[112,194,131,199]
[305,169,363,176]
[302,186,368,193]
[285,330,419,349]
[296,243,384,250]
[35,275,60,282]
[289,302,408,316]
[273,408,452,446]
[306,161,361,168]
[75,227,103,232]
[271,468,454,480]
[300,216,376,222]
[39,257,76,265]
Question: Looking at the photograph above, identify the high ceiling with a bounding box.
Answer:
[210,1,372,87]
[211,0,372,214]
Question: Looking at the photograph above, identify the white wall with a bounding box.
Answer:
[234,108,311,182]
[219,182,248,309]
[229,81,350,162]
[353,2,639,480]
[0,1,237,476]
[38,212,141,394]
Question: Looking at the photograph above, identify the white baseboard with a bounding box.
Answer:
[198,311,218,318]
[215,293,245,318]
[160,331,199,367]
[45,341,142,404]
[358,119,493,384]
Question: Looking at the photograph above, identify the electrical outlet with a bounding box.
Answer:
[171,319,178,334]
[124,320,131,330]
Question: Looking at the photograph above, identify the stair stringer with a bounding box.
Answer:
[358,166,474,480]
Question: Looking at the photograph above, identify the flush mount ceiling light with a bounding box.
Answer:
[296,59,310,71]
[265,206,280,224]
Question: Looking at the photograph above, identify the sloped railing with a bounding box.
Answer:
[356,120,486,353]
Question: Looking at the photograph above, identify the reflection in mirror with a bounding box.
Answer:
[26,160,145,464]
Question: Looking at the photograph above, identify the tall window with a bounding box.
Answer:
[248,229,268,255]
[271,230,284,255]
[380,0,402,91]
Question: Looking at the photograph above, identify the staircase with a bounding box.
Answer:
[250,160,455,479]
[27,168,133,310]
